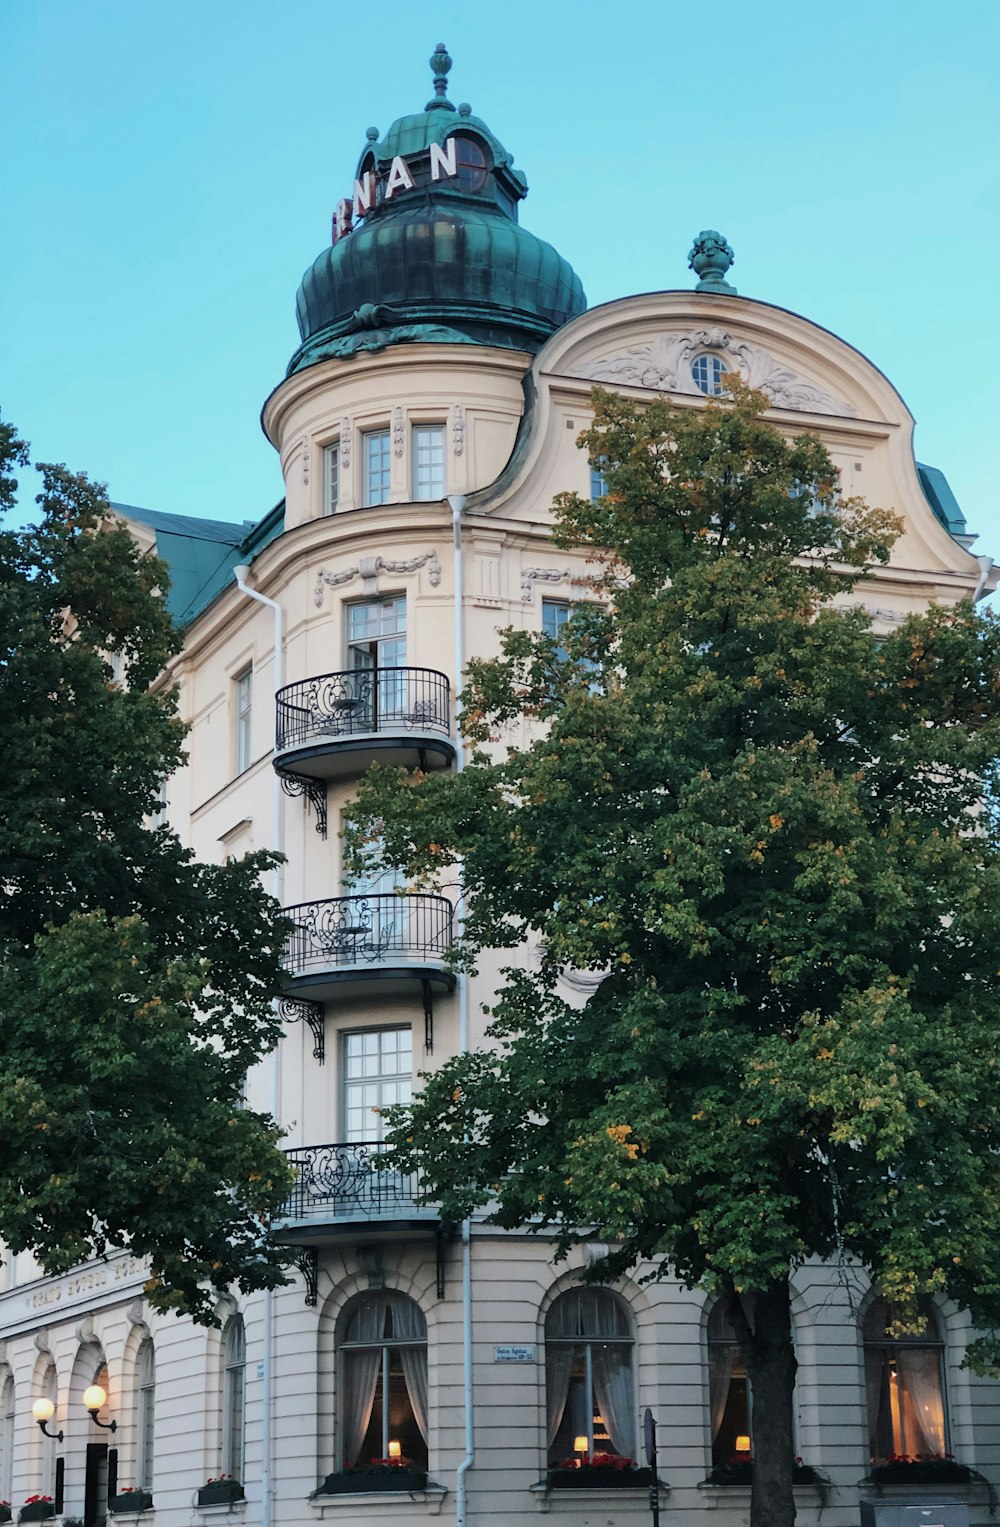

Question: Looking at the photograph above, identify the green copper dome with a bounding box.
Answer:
[288,46,586,375]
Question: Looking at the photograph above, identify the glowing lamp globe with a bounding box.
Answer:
[32,1398,55,1423]
[83,1385,107,1413]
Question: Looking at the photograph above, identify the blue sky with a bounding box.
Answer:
[4,0,1000,559]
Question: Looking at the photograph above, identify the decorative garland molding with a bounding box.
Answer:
[315,549,442,606]
[573,327,857,418]
[392,405,405,458]
[339,418,351,470]
[452,403,465,457]
[521,566,601,602]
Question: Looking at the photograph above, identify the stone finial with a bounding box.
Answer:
[688,231,737,295]
[427,43,455,111]
[365,126,379,143]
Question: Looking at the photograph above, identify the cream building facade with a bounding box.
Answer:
[2,46,998,1527]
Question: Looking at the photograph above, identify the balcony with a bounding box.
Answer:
[282,892,455,1002]
[277,1141,437,1242]
[274,667,455,781]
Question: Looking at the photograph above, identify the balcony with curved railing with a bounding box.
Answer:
[274,667,454,780]
[277,1141,436,1241]
[282,892,455,1002]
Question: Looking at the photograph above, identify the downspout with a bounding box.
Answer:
[447,496,475,1527]
[232,563,284,1527]
[974,556,995,604]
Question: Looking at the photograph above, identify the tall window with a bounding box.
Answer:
[708,1302,752,1466]
[545,1289,634,1465]
[542,600,570,645]
[363,430,391,507]
[222,1317,245,1482]
[339,1292,428,1470]
[234,667,253,774]
[0,1376,14,1506]
[325,443,340,515]
[39,1365,57,1498]
[343,1028,412,1143]
[412,426,445,501]
[347,597,407,727]
[590,465,608,499]
[864,1298,948,1464]
[136,1342,155,1491]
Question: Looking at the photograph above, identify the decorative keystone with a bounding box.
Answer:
[688,231,736,294]
[427,43,454,110]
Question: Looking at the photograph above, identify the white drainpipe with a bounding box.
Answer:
[447,497,475,1527]
[232,563,284,1527]
[974,556,995,603]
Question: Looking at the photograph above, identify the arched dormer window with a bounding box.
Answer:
[452,136,490,193]
[222,1316,246,1482]
[545,1288,635,1465]
[863,1298,948,1463]
[339,1293,428,1471]
[707,1302,751,1466]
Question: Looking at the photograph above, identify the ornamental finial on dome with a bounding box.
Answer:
[427,42,455,111]
[688,231,736,294]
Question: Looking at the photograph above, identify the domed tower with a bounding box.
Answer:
[263,46,586,529]
[289,43,586,375]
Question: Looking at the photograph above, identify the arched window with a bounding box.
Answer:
[453,136,489,192]
[708,1302,751,1466]
[691,354,728,396]
[545,1289,635,1465]
[864,1298,947,1463]
[339,1293,427,1471]
[0,1376,14,1504]
[39,1364,57,1498]
[222,1317,246,1482]
[135,1343,155,1490]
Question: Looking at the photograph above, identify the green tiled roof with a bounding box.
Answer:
[112,500,286,627]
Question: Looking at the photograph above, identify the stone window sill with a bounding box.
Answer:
[193,1505,247,1518]
[530,1483,661,1512]
[308,1486,447,1518]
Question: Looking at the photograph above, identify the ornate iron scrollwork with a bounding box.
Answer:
[296,1247,318,1307]
[279,770,327,838]
[278,997,325,1063]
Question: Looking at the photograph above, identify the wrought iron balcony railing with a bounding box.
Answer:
[281,1141,426,1223]
[283,893,453,983]
[276,667,451,753]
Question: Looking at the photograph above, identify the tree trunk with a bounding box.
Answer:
[741,1277,799,1527]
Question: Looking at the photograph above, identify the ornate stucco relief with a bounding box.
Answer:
[392,405,405,458]
[314,549,442,606]
[452,402,465,457]
[571,328,857,417]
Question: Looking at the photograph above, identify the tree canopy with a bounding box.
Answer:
[0,416,292,1322]
[345,383,1000,1525]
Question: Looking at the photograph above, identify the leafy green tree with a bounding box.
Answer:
[0,416,292,1323]
[346,384,1000,1527]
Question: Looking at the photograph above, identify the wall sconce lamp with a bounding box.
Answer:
[31,1399,63,1444]
[82,1385,117,1433]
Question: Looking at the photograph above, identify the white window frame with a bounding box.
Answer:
[341,1026,413,1144]
[325,442,340,515]
[234,667,253,775]
[221,1316,246,1482]
[411,424,445,501]
[363,429,391,507]
[136,1342,155,1491]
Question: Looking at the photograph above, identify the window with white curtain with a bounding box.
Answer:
[707,1301,752,1466]
[0,1376,14,1505]
[339,1292,428,1471]
[222,1317,245,1481]
[545,1288,635,1465]
[136,1342,155,1490]
[864,1298,948,1464]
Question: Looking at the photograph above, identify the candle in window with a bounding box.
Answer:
[388,1441,402,1460]
[735,1435,751,1455]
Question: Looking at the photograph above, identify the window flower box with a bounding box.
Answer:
[196,1480,245,1507]
[868,1459,975,1487]
[0,1505,12,1525]
[706,1462,826,1489]
[110,1491,153,1513]
[547,1456,655,1490]
[317,1468,428,1495]
[19,1501,55,1523]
